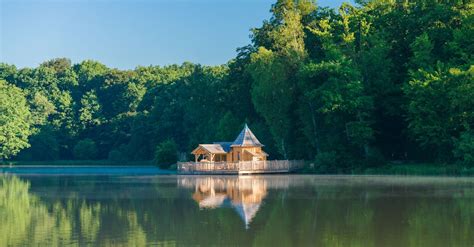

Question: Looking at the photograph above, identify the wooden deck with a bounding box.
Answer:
[177,160,304,175]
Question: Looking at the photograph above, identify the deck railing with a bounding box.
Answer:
[177,160,304,174]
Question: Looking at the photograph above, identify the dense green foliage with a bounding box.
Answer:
[0,80,32,159]
[154,139,178,169]
[73,138,98,160]
[0,0,472,171]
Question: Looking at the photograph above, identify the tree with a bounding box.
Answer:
[108,147,128,162]
[248,48,294,158]
[73,138,98,160]
[79,90,102,129]
[247,0,315,159]
[74,60,108,91]
[17,125,59,161]
[0,63,17,83]
[453,130,474,166]
[404,65,474,161]
[0,80,33,159]
[298,59,374,164]
[30,92,56,127]
[154,140,178,169]
[409,33,434,70]
[358,33,400,158]
[215,111,241,141]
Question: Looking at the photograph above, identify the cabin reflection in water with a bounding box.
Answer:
[178,176,290,228]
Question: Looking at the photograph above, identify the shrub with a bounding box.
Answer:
[73,139,98,160]
[154,140,178,169]
[453,131,474,167]
[168,163,178,170]
[108,149,125,162]
[18,126,59,161]
[314,151,339,174]
[366,148,386,168]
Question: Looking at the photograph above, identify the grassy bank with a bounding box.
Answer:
[1,160,155,166]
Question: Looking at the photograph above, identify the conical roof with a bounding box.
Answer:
[231,124,263,147]
[232,202,261,229]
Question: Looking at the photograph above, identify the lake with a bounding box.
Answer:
[1,167,473,246]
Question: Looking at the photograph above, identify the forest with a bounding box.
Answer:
[0,0,473,172]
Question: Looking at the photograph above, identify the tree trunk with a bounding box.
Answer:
[308,102,321,155]
[281,139,287,160]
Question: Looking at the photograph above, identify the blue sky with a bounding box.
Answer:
[1,0,349,69]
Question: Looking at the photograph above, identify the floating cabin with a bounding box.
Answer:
[178,124,304,175]
[191,124,268,163]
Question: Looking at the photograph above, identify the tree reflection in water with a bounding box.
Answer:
[0,175,147,246]
[0,174,473,246]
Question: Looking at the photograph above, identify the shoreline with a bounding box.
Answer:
[1,160,473,176]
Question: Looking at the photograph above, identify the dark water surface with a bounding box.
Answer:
[1,168,473,246]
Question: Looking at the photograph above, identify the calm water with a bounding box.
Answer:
[0,168,473,246]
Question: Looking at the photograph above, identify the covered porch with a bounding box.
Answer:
[191,144,229,163]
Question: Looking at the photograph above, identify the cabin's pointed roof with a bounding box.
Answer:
[232,202,261,229]
[231,124,263,147]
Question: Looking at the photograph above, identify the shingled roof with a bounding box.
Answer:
[192,144,227,154]
[213,142,232,152]
[231,124,263,147]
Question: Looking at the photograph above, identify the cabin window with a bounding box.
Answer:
[237,152,240,161]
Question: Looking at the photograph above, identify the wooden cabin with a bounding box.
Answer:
[191,124,268,163]
[179,124,303,174]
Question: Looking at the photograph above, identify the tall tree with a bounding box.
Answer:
[0,80,33,159]
[248,0,314,158]
[404,65,474,161]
